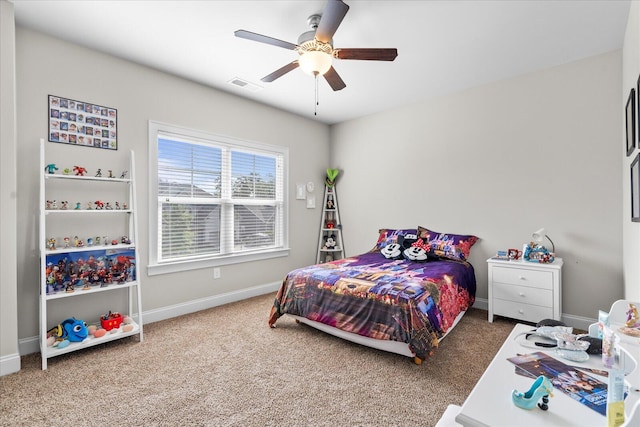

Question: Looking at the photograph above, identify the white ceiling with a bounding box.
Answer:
[11,0,631,125]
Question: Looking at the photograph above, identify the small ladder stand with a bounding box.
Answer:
[316,183,345,263]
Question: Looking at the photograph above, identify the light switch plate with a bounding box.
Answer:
[306,195,316,209]
[296,183,306,200]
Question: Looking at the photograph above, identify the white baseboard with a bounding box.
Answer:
[0,352,21,376]
[17,281,281,358]
[472,298,488,311]
[142,281,280,324]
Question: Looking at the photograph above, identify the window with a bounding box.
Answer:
[148,121,288,275]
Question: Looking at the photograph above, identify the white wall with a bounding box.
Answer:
[14,28,330,344]
[0,0,20,375]
[330,51,623,321]
[622,0,640,301]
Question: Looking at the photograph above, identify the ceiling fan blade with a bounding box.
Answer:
[315,0,350,43]
[261,61,300,82]
[323,66,346,91]
[334,48,398,61]
[234,30,298,50]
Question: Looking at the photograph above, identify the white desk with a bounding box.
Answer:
[456,323,640,427]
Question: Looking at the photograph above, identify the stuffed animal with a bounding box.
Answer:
[47,317,89,348]
[323,234,337,250]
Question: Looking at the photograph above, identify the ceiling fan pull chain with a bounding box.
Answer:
[314,72,319,116]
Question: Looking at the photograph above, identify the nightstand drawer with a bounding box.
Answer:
[492,283,552,308]
[493,299,553,323]
[492,266,552,290]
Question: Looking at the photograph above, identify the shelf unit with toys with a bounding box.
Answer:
[316,183,345,264]
[39,138,143,369]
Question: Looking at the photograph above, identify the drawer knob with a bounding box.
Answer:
[519,292,525,297]
[518,309,524,314]
[518,276,526,280]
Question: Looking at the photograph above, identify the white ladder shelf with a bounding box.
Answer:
[316,184,345,263]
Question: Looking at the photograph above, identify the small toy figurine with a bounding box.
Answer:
[51,200,58,210]
[60,201,68,210]
[73,236,80,247]
[326,194,335,209]
[94,200,104,209]
[115,202,120,210]
[44,163,58,174]
[108,170,114,178]
[105,202,113,210]
[626,303,640,328]
[63,168,71,175]
[95,236,101,246]
[87,201,93,210]
[64,237,70,248]
[103,236,108,246]
[121,236,131,244]
[120,170,128,179]
[74,202,81,210]
[122,202,128,210]
[47,238,56,250]
[95,168,102,177]
[111,239,118,245]
[73,166,87,176]
[87,237,93,247]
[46,200,53,210]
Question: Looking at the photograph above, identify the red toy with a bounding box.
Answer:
[100,311,123,331]
[73,166,87,176]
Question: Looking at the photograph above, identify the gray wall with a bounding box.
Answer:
[330,50,624,321]
[0,0,19,375]
[14,27,330,344]
[622,0,640,301]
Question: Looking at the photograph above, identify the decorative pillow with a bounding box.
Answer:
[417,226,478,261]
[371,228,417,252]
[380,243,403,259]
[400,233,435,262]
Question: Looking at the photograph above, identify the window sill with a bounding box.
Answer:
[147,247,290,276]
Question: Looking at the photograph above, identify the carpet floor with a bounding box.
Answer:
[0,293,517,426]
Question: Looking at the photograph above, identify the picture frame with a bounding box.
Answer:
[48,95,117,150]
[626,88,636,157]
[632,153,640,222]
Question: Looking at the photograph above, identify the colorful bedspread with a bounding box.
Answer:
[268,251,476,359]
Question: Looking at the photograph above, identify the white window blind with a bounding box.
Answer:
[149,122,288,274]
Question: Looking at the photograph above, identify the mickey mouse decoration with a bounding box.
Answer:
[323,234,337,250]
[380,234,435,262]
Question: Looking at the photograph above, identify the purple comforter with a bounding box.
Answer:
[269,251,476,359]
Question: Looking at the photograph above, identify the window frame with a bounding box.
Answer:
[148,121,289,276]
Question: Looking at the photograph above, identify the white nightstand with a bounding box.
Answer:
[487,257,563,323]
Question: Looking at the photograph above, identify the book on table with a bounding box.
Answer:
[507,351,608,416]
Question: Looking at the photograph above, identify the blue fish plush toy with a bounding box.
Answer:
[61,317,89,342]
[48,317,88,349]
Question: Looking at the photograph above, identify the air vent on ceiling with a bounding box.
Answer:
[228,78,262,92]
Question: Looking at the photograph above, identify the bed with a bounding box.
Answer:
[268,227,478,364]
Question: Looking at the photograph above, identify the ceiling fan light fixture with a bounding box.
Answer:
[298,50,332,76]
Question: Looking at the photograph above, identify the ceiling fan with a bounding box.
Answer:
[234,0,398,91]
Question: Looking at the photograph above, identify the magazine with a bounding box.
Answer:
[507,352,607,416]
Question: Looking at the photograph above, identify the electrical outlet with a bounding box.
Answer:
[213,267,221,279]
